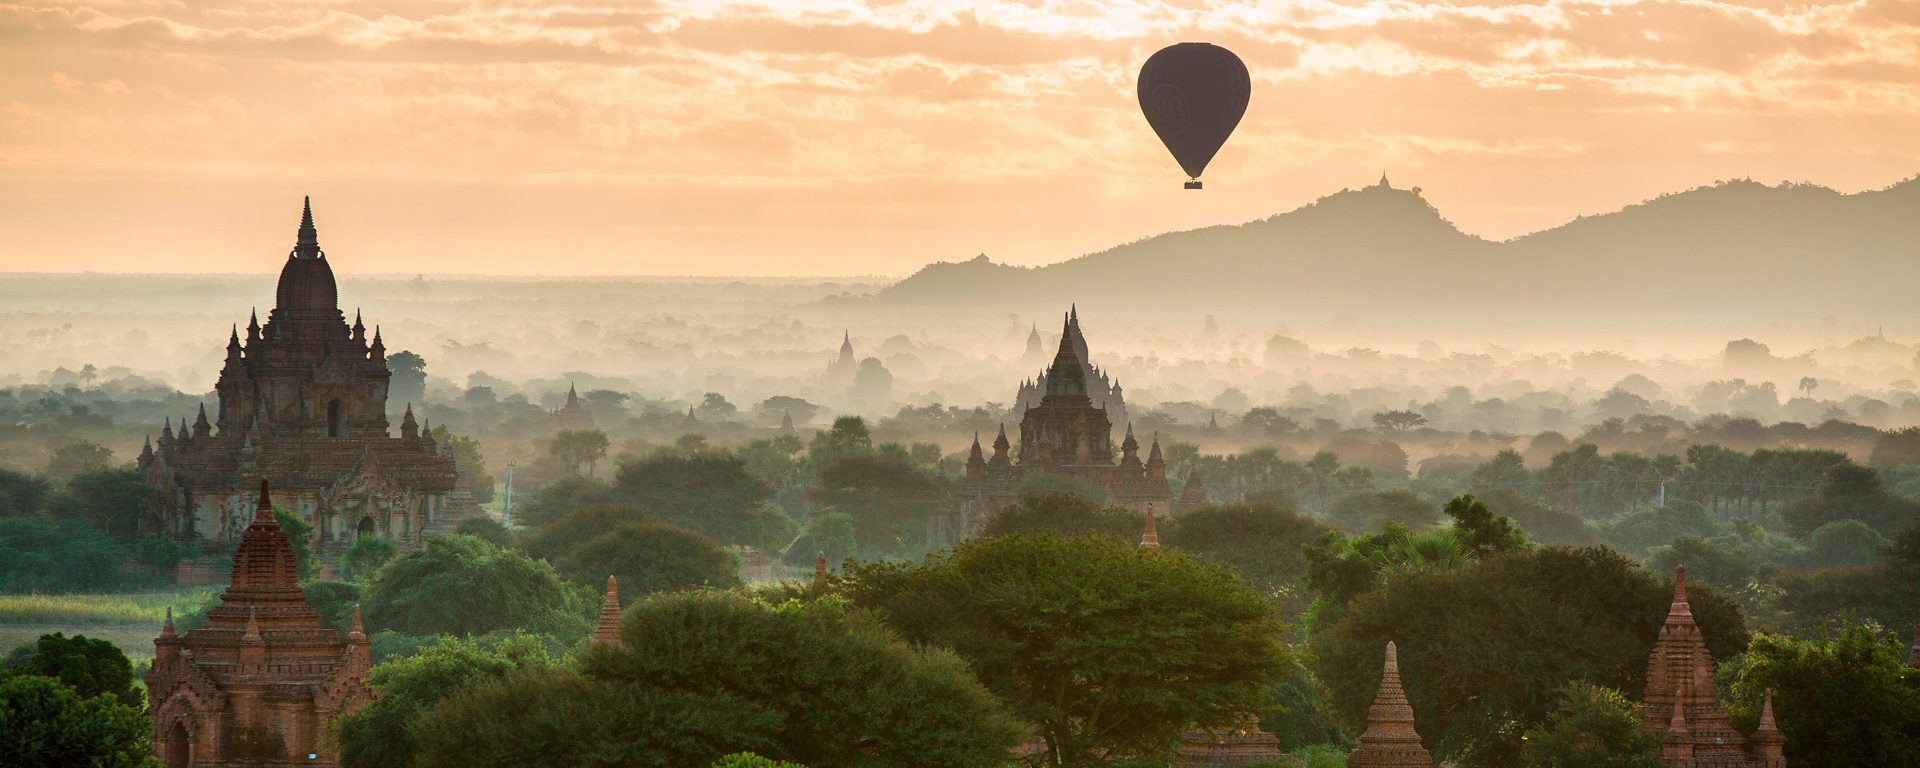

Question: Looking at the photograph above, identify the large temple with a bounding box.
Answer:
[137,199,475,559]
[147,481,374,767]
[937,308,1173,541]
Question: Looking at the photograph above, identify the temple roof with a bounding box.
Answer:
[1348,641,1434,768]
[275,196,339,315]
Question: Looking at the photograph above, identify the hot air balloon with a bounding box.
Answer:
[1137,43,1250,189]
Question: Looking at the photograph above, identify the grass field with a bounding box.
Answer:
[0,588,221,660]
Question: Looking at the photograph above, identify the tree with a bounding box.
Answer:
[1371,410,1427,433]
[812,452,941,555]
[0,674,158,768]
[756,396,819,426]
[1783,463,1920,536]
[47,468,156,542]
[342,535,398,582]
[556,522,741,601]
[514,476,612,528]
[611,453,780,547]
[697,392,739,421]
[1162,501,1330,603]
[407,592,1024,768]
[1797,376,1818,400]
[0,516,137,592]
[549,429,611,477]
[1727,616,1920,768]
[1518,683,1659,768]
[433,426,495,503]
[456,517,512,547]
[0,468,51,516]
[1308,547,1746,768]
[1443,494,1530,559]
[362,535,587,639]
[387,351,428,408]
[273,507,314,581]
[977,491,1142,542]
[1,632,139,707]
[809,416,872,460]
[843,532,1289,766]
[713,756,808,768]
[1327,489,1439,534]
[336,633,555,768]
[44,441,112,482]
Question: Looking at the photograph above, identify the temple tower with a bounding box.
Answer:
[1347,642,1434,768]
[146,481,372,767]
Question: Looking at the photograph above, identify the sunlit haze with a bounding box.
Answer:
[3,0,1915,275]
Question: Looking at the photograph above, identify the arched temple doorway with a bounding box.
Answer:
[327,400,344,438]
[164,720,191,767]
[356,516,375,538]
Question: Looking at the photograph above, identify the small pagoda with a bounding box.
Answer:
[146,481,373,767]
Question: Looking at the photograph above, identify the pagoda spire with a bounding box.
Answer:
[400,403,418,440]
[1347,641,1434,767]
[592,576,623,648]
[1750,689,1785,765]
[294,195,321,258]
[812,552,830,589]
[1139,503,1160,549]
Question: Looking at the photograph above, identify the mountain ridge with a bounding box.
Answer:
[868,175,1920,320]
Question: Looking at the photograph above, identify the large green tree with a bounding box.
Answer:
[977,491,1142,541]
[2,632,139,707]
[1308,546,1747,768]
[408,592,1023,768]
[1518,683,1659,768]
[1726,617,1920,768]
[612,453,779,546]
[1161,500,1329,612]
[842,532,1288,766]
[336,633,556,768]
[0,674,157,768]
[556,522,741,601]
[812,452,941,555]
[1782,463,1920,537]
[362,534,587,639]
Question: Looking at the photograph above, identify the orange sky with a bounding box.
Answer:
[2,0,1916,276]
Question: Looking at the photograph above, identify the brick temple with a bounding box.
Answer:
[137,198,478,558]
[939,308,1174,541]
[1642,566,1785,768]
[147,481,374,767]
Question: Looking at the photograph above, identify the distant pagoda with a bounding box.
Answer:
[1640,566,1784,768]
[938,308,1171,542]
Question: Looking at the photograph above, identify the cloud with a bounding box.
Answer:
[0,0,1915,274]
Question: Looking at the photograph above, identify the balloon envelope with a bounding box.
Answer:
[1137,43,1251,183]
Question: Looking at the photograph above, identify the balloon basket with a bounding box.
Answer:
[1184,180,1203,190]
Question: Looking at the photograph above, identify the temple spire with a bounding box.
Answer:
[295,196,322,258]
[592,576,622,648]
[812,552,830,589]
[1348,641,1434,767]
[1140,503,1160,549]
[253,478,276,523]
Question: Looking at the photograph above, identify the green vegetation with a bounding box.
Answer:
[0,674,158,768]
[843,532,1288,765]
[406,592,1022,768]
[1726,616,1920,768]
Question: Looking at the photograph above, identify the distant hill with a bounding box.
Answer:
[868,177,1920,324]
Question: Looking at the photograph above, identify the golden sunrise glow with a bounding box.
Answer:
[1,0,1915,275]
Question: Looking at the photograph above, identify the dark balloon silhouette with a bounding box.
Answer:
[1136,43,1251,189]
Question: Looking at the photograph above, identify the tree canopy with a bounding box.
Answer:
[408,591,1023,768]
[556,521,741,601]
[0,674,157,768]
[842,532,1288,765]
[362,534,588,639]
[1308,546,1746,768]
